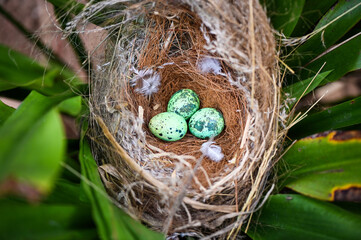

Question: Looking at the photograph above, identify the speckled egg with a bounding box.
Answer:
[149,112,188,141]
[167,89,200,120]
[189,108,225,139]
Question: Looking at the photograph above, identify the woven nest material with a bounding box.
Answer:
[69,0,283,238]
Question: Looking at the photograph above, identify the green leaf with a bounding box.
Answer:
[0,45,53,90]
[0,91,74,198]
[79,123,164,240]
[46,0,84,15]
[315,0,360,30]
[0,109,65,198]
[0,44,45,90]
[286,32,361,87]
[284,70,332,106]
[58,96,82,116]
[262,0,306,36]
[45,179,85,205]
[301,33,361,86]
[289,96,361,138]
[0,45,79,94]
[280,131,361,201]
[59,156,82,183]
[291,0,338,37]
[0,100,15,126]
[301,34,361,84]
[247,194,361,240]
[0,199,97,240]
[287,0,361,69]
[334,202,361,216]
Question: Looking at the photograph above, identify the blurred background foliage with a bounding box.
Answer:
[0,0,360,239]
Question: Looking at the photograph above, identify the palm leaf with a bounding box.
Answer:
[260,0,306,36]
[247,194,361,240]
[291,0,338,37]
[279,131,361,201]
[289,96,361,138]
[286,0,361,70]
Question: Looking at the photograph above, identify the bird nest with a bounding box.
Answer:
[69,0,282,238]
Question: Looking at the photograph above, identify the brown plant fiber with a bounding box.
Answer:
[76,0,281,238]
[131,13,247,187]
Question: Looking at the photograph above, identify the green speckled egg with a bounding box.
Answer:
[167,89,200,120]
[149,112,187,141]
[189,108,225,139]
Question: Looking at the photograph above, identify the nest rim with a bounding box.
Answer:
[82,0,283,238]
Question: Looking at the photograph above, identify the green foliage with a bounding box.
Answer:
[291,0,338,37]
[260,0,306,36]
[279,131,361,201]
[289,96,361,138]
[0,100,15,126]
[0,199,97,240]
[298,33,361,86]
[0,44,45,91]
[284,70,332,106]
[58,96,82,117]
[286,0,361,69]
[79,124,165,240]
[0,91,70,196]
[247,194,361,240]
[0,1,164,238]
[256,0,361,239]
[0,0,360,239]
[0,44,81,95]
[44,178,85,205]
[46,0,84,15]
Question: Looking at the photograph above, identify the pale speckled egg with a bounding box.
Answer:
[189,108,225,139]
[167,89,200,120]
[149,112,188,141]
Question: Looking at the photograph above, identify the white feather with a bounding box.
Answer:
[130,68,161,96]
[197,57,224,75]
[200,141,224,162]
